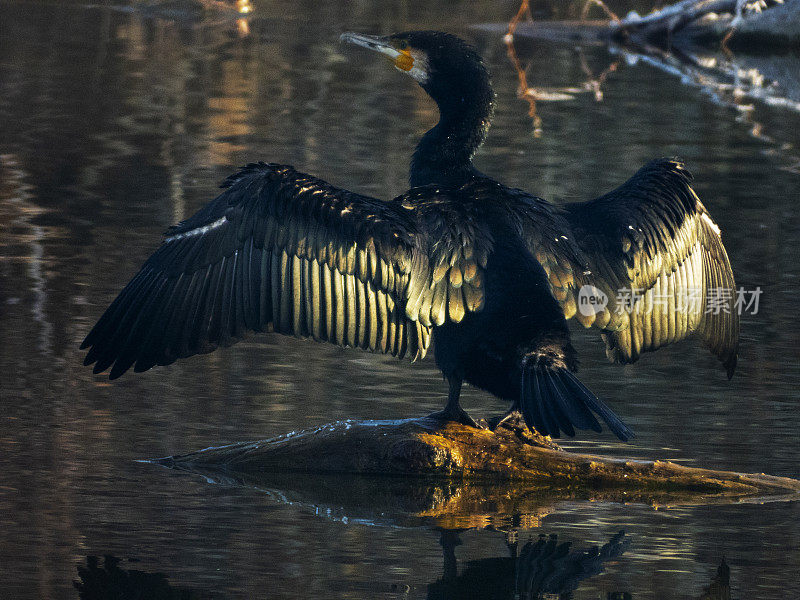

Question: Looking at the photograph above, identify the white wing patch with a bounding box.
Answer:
[164,216,228,242]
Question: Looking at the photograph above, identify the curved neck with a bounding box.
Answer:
[410,80,493,188]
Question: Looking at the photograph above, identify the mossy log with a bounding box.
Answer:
[157,418,800,501]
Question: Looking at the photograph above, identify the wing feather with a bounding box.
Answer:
[82,163,434,378]
[558,159,739,377]
[82,165,519,379]
[397,182,494,329]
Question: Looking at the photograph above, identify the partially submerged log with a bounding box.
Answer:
[613,0,800,46]
[479,0,800,48]
[156,418,800,502]
[475,21,611,45]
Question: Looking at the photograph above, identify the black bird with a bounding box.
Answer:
[81,31,739,441]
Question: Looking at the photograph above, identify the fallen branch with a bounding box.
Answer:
[615,0,742,34]
[156,418,800,501]
[613,0,800,45]
[492,0,800,48]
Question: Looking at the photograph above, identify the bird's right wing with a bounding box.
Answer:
[82,162,448,379]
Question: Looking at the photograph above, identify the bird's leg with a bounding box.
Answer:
[425,374,481,428]
[489,355,528,431]
[438,529,463,582]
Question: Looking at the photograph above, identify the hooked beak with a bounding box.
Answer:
[340,32,400,59]
[340,32,417,74]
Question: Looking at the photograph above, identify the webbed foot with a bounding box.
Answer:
[489,409,560,449]
[425,407,483,429]
[488,408,527,431]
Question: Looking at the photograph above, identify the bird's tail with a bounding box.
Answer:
[519,362,634,442]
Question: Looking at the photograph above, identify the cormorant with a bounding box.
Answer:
[81,31,739,441]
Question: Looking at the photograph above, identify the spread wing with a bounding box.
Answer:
[82,163,495,379]
[544,159,739,377]
[81,163,430,378]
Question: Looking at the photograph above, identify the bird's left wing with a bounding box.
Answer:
[81,163,434,379]
[548,159,739,377]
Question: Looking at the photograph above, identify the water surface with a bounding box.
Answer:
[1,1,800,598]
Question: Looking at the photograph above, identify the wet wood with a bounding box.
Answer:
[475,21,611,45]
[613,0,800,45]
[482,0,800,47]
[157,417,800,499]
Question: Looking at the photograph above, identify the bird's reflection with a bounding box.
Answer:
[74,555,211,599]
[73,537,732,600]
[696,558,730,600]
[428,529,628,600]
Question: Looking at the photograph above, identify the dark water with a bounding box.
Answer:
[2,1,800,598]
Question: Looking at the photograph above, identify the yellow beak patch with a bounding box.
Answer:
[394,51,414,72]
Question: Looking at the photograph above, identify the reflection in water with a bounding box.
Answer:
[428,530,628,600]
[74,555,211,600]
[72,538,733,600]
[70,532,628,600]
[606,44,800,174]
[498,7,800,170]
[696,558,730,600]
[501,0,622,136]
[503,34,620,136]
[161,468,557,530]
[0,155,53,356]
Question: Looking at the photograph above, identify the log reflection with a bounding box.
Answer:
[495,0,800,169]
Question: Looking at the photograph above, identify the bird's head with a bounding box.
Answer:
[340,30,492,116]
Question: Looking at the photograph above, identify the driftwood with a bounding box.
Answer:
[156,418,800,519]
[613,0,800,45]
[483,0,800,47]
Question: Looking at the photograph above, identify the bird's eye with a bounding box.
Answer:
[397,40,409,50]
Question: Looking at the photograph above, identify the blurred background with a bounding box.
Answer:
[1,0,799,598]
